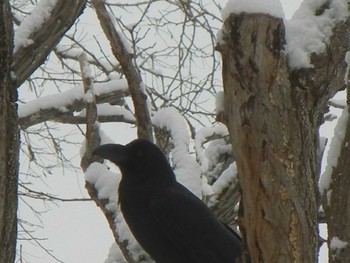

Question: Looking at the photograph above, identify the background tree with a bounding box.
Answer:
[0,1,18,262]
[2,0,349,262]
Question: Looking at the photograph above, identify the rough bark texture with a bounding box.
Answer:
[0,2,19,263]
[326,107,350,262]
[217,13,349,263]
[12,0,87,88]
[323,87,350,263]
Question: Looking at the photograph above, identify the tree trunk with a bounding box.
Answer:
[0,2,20,263]
[323,87,350,263]
[217,12,349,262]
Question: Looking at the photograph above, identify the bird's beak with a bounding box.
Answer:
[92,144,128,164]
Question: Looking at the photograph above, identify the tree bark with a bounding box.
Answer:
[92,0,153,141]
[324,88,350,263]
[217,12,349,262]
[0,2,20,263]
[12,0,87,88]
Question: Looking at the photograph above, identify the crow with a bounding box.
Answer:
[93,139,241,263]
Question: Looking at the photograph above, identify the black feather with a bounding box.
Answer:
[93,139,241,263]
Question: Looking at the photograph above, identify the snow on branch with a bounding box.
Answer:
[14,0,58,53]
[18,79,131,128]
[330,236,349,257]
[285,0,350,69]
[221,0,284,20]
[194,124,230,172]
[220,0,350,70]
[153,108,202,197]
[12,0,87,87]
[85,161,153,263]
[319,106,349,202]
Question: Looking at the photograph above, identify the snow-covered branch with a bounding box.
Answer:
[92,0,153,141]
[18,79,131,129]
[13,0,87,88]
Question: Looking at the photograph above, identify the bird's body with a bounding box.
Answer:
[93,139,241,263]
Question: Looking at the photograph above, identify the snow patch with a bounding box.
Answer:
[220,0,349,69]
[212,162,238,196]
[152,108,202,197]
[222,0,285,20]
[78,104,135,122]
[14,0,58,53]
[208,163,239,207]
[108,11,133,54]
[319,106,349,201]
[285,0,349,69]
[330,236,348,256]
[18,79,128,118]
[194,124,229,172]
[85,162,120,212]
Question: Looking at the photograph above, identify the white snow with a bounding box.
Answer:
[194,124,229,172]
[14,0,58,53]
[330,236,348,251]
[114,212,153,262]
[85,161,152,262]
[18,79,128,118]
[152,107,202,197]
[329,98,347,109]
[208,162,239,207]
[85,162,120,212]
[108,11,134,54]
[212,162,238,195]
[221,0,285,20]
[319,106,349,201]
[285,0,349,69]
[85,90,95,103]
[78,104,135,122]
[220,0,349,69]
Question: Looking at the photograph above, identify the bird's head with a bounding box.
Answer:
[92,139,175,182]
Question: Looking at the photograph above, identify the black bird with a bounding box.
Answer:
[93,139,241,263]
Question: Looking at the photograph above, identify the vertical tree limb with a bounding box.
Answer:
[0,2,20,263]
[79,54,140,263]
[92,0,153,141]
[323,88,350,263]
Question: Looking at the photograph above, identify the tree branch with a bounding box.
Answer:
[92,0,153,141]
[18,84,131,129]
[12,0,87,88]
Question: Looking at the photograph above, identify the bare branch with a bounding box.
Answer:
[92,0,153,141]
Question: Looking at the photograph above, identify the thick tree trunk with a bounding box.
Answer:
[218,12,349,263]
[0,2,20,263]
[218,13,319,262]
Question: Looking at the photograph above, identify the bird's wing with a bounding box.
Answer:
[149,183,240,262]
